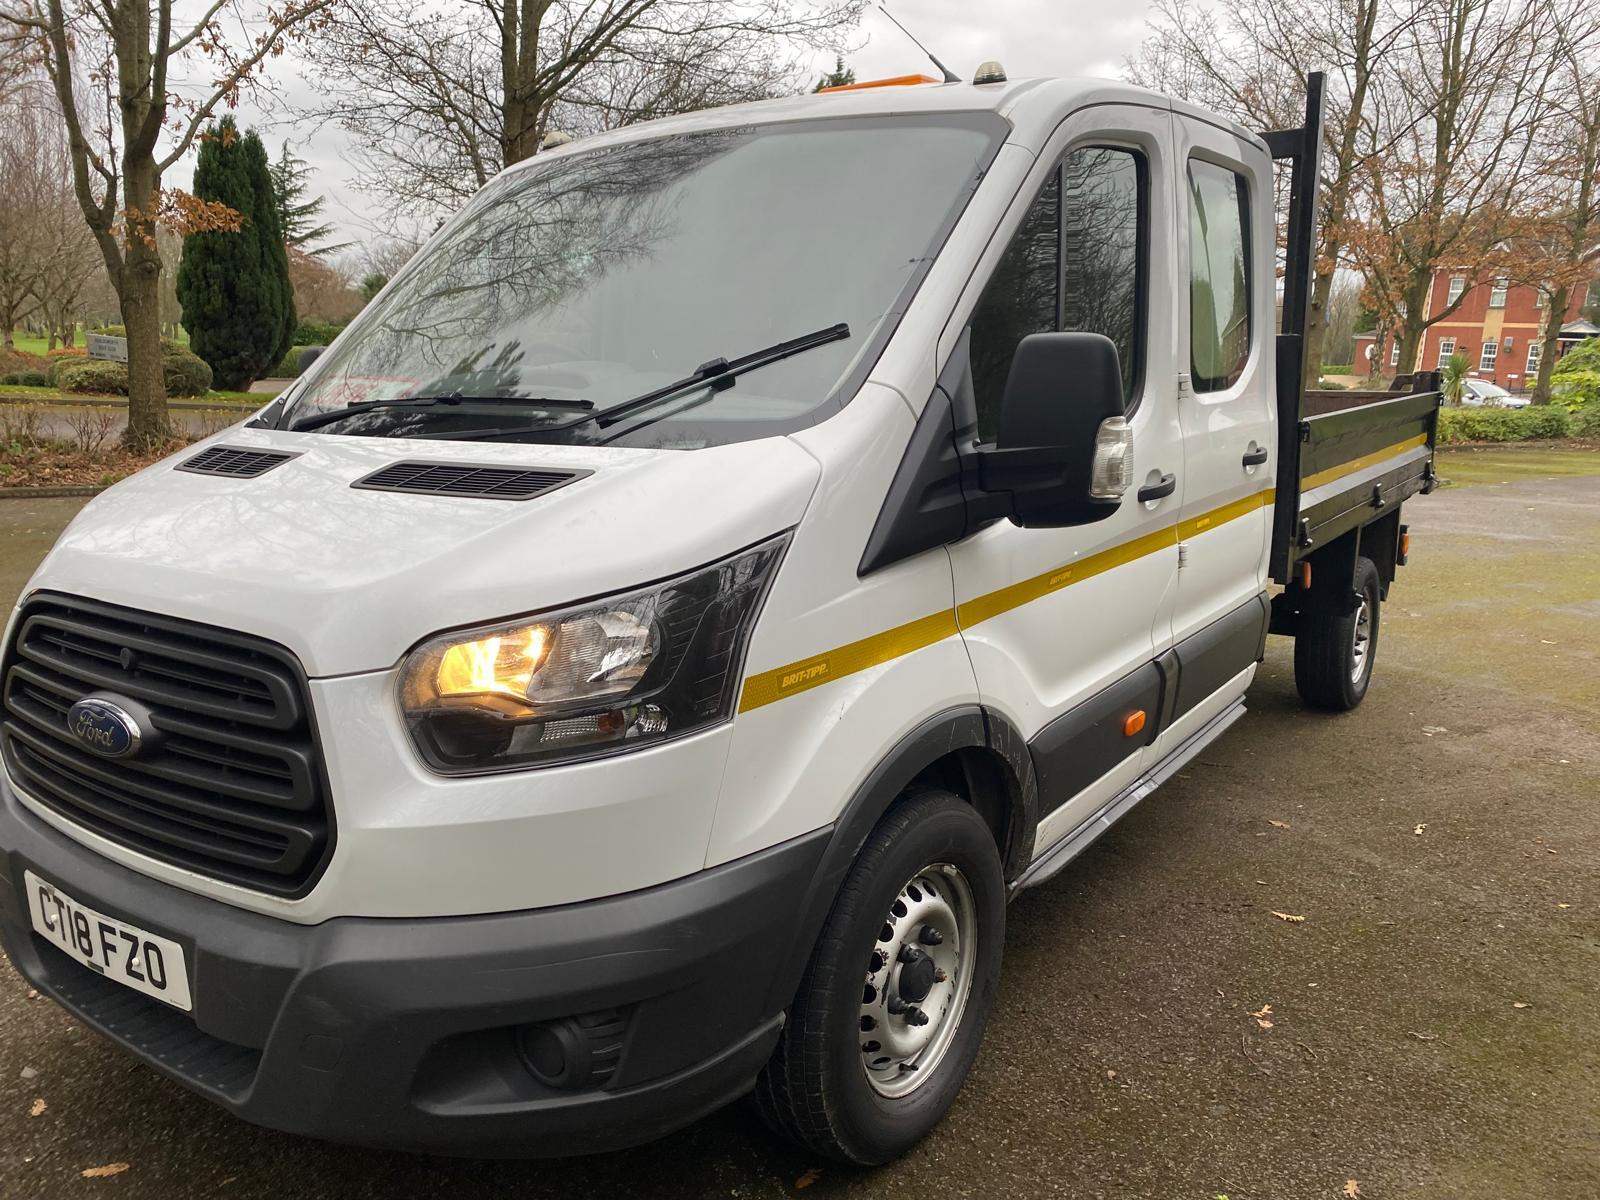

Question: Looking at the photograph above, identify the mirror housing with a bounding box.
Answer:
[972,332,1131,528]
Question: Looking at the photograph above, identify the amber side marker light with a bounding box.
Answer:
[1298,560,1313,590]
[817,73,942,93]
[1401,532,1412,557]
[1123,710,1147,738]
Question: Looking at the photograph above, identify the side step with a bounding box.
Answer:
[1009,699,1248,895]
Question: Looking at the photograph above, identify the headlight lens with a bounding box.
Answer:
[399,534,787,773]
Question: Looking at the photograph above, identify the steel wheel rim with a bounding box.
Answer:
[1350,594,1372,683]
[857,863,977,1099]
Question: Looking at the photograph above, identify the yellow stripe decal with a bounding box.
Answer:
[738,608,959,712]
[739,487,1277,713]
[1301,434,1428,492]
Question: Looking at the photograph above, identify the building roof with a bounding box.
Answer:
[1559,319,1600,339]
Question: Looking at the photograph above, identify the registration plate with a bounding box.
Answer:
[24,871,192,1011]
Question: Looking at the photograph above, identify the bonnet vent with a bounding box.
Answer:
[177,446,298,479]
[351,461,588,501]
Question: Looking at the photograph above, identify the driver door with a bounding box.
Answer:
[947,105,1183,853]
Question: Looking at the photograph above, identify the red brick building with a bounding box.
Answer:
[1355,271,1597,390]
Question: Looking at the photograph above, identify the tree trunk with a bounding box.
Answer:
[1531,286,1568,404]
[1303,268,1335,389]
[121,254,170,446]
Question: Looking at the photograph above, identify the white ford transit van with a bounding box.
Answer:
[0,71,1438,1163]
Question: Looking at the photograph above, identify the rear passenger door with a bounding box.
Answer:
[947,106,1184,851]
[1158,116,1276,748]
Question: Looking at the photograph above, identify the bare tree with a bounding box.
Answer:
[1,0,336,444]
[1127,0,1407,390]
[1515,22,1600,401]
[1343,0,1568,373]
[300,0,863,225]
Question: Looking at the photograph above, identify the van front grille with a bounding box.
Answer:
[0,595,332,896]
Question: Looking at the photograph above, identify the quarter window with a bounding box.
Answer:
[970,146,1147,440]
[1188,161,1251,392]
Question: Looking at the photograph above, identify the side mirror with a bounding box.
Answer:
[975,332,1132,528]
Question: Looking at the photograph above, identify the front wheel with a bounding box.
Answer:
[753,788,1005,1164]
[1295,555,1381,711]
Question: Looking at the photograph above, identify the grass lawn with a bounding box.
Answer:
[6,328,189,356]
[1436,443,1600,487]
[0,384,270,405]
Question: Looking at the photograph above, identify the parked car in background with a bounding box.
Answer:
[1462,378,1531,408]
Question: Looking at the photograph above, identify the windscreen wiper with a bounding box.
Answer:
[429,323,852,443]
[287,392,594,432]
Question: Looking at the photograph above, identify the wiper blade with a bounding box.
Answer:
[421,323,852,444]
[288,392,593,432]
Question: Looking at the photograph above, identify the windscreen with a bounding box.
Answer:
[281,115,1002,449]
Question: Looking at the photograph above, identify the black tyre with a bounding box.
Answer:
[753,787,1005,1165]
[1295,555,1381,711]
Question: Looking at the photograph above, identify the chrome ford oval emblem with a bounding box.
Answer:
[66,697,144,759]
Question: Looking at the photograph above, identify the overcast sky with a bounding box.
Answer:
[199,0,1160,252]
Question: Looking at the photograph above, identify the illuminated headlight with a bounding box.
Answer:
[399,535,788,773]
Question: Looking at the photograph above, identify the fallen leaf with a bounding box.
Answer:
[81,1164,131,1179]
[1345,1181,1362,1198]
[29,1098,46,1118]
[1513,1002,1531,1009]
[1268,820,1290,830]
[1557,904,1572,910]
[1106,1069,1117,1080]
[1421,725,1447,736]
[1250,1004,1275,1029]
[1414,823,1428,835]
[1272,911,1307,923]
[794,1167,822,1190]
[1408,1031,1441,1041]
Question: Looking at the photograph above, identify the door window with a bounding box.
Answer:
[970,147,1146,439]
[1187,161,1251,392]
[970,171,1060,440]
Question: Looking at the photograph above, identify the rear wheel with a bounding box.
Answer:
[1294,555,1381,711]
[753,788,1005,1164]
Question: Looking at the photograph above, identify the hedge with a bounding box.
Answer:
[51,340,214,397]
[1,370,53,387]
[1319,364,1353,375]
[1436,406,1570,444]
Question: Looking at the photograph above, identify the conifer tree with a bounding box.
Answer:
[177,117,297,389]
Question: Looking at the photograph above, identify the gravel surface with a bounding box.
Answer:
[1,448,1596,1199]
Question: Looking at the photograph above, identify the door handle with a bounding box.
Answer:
[1242,447,1269,467]
[1137,473,1177,502]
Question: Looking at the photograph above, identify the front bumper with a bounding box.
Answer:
[0,785,829,1156]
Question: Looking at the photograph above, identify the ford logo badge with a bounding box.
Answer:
[66,697,145,759]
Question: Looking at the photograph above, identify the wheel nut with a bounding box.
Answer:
[918,925,944,946]
[897,944,926,966]
[886,994,909,1014]
[903,1005,930,1027]
[933,967,948,983]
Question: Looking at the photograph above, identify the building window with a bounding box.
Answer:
[1396,300,1407,318]
[1389,339,1400,367]
[1527,339,1542,374]
[1437,337,1456,368]
[1488,278,1508,308]
[1447,275,1466,306]
[1187,160,1252,393]
[1535,288,1547,309]
[1480,340,1497,371]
